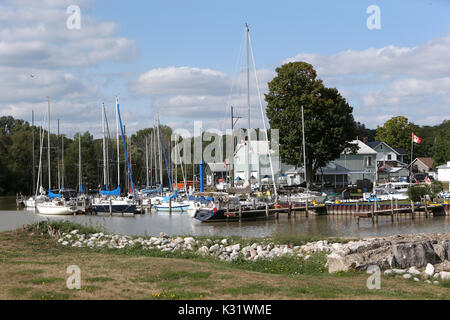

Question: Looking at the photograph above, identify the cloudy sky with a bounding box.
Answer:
[1,0,450,138]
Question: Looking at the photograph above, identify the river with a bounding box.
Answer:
[0,197,448,238]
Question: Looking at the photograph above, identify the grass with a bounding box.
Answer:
[0,222,449,300]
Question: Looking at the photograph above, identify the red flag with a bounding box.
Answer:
[425,176,432,185]
[412,133,422,144]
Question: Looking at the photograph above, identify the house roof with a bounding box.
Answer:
[343,140,377,155]
[437,162,450,169]
[413,157,434,169]
[394,148,408,155]
[366,141,400,155]
[317,162,349,175]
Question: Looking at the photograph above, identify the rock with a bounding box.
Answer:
[304,255,311,260]
[384,269,393,275]
[391,240,441,269]
[403,274,412,279]
[249,249,257,259]
[408,267,421,275]
[413,277,420,282]
[231,244,241,252]
[183,237,195,245]
[209,244,220,253]
[221,239,228,245]
[434,261,450,273]
[440,271,450,281]
[425,280,431,284]
[159,232,169,239]
[197,246,209,255]
[424,263,435,278]
[433,273,440,279]
[433,281,439,285]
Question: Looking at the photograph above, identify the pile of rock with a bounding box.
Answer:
[55,230,311,262]
[53,229,450,277]
[326,233,450,275]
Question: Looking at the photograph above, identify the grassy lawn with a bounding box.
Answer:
[0,226,448,300]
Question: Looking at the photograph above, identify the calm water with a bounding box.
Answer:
[0,197,448,238]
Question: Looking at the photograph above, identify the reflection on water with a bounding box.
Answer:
[0,197,448,238]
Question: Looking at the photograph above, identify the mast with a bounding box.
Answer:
[157,113,163,190]
[245,23,252,185]
[146,135,149,188]
[47,96,51,190]
[57,119,60,190]
[32,110,35,195]
[115,97,120,189]
[61,130,64,189]
[78,131,82,193]
[150,133,153,187]
[102,102,107,188]
[301,106,307,190]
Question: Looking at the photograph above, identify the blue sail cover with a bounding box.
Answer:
[100,186,120,196]
[49,189,63,199]
[141,185,162,195]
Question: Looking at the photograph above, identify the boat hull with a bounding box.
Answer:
[194,209,274,222]
[36,205,76,215]
[92,204,137,213]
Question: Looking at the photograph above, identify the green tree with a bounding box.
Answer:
[431,127,450,166]
[265,61,357,187]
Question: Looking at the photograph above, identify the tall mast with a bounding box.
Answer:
[150,133,153,186]
[78,132,82,192]
[31,110,35,195]
[61,130,64,189]
[47,96,51,190]
[57,119,60,190]
[301,106,307,190]
[246,23,251,184]
[157,114,163,189]
[102,102,107,188]
[115,97,120,189]
[146,135,149,188]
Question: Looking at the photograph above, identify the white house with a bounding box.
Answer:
[437,161,450,185]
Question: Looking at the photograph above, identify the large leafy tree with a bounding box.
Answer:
[375,116,426,162]
[265,62,357,187]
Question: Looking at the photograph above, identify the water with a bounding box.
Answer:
[0,197,448,238]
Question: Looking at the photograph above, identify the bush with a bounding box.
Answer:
[408,185,430,202]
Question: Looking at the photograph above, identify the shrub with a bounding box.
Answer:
[408,185,430,202]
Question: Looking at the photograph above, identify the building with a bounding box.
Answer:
[366,141,408,166]
[410,157,434,173]
[314,162,349,188]
[437,161,450,185]
[333,140,377,187]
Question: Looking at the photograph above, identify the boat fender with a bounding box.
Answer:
[195,202,202,209]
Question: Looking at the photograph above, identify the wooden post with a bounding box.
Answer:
[305,199,309,217]
[288,201,292,219]
[371,204,375,224]
[169,197,172,214]
[356,202,359,213]
[390,198,394,222]
[395,198,398,209]
[265,202,269,219]
[109,198,112,216]
[424,200,428,218]
[238,204,242,222]
[252,199,256,210]
[411,200,415,220]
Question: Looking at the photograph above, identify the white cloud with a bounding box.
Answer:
[284,32,450,128]
[0,0,139,137]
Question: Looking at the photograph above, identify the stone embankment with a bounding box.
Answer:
[52,229,449,283]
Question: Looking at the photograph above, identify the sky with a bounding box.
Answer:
[1,0,450,138]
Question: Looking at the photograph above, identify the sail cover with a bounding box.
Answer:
[100,186,120,196]
[48,189,63,199]
[141,185,162,195]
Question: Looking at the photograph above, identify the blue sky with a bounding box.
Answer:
[1,0,450,137]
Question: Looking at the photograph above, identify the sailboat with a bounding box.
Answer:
[91,98,137,214]
[36,97,77,215]
[192,24,278,222]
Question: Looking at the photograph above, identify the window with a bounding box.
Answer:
[364,156,373,167]
[387,154,392,160]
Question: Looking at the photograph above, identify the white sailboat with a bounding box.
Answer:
[36,97,76,215]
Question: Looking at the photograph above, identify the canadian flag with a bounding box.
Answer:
[412,133,422,144]
[425,176,432,185]
[211,201,217,213]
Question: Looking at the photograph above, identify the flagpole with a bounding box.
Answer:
[410,132,413,180]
